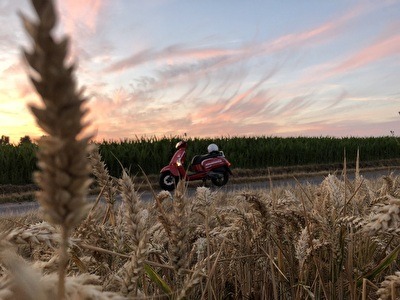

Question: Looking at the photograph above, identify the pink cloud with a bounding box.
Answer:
[105,46,238,73]
[104,11,344,74]
[58,0,105,35]
[102,1,378,105]
[297,31,400,86]
[219,70,277,114]
[264,2,388,54]
[331,34,400,75]
[114,2,375,71]
[87,86,397,140]
[289,119,399,137]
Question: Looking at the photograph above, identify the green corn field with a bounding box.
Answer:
[0,142,38,185]
[1,135,400,185]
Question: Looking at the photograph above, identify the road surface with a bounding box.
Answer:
[0,168,397,216]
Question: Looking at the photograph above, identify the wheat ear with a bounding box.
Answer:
[170,181,190,275]
[20,0,92,298]
[89,146,118,225]
[377,271,400,300]
[118,169,149,296]
[0,248,47,300]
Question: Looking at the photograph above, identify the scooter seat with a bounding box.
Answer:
[191,155,206,165]
[190,152,222,172]
[191,152,221,165]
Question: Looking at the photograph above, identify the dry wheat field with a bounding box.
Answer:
[1,162,400,299]
[0,0,399,299]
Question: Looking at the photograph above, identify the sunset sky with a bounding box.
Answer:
[1,0,400,144]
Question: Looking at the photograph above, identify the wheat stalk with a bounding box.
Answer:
[20,0,92,298]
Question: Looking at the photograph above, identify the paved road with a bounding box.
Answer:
[0,168,398,216]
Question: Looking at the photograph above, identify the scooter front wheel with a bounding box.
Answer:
[159,171,179,191]
[211,171,229,187]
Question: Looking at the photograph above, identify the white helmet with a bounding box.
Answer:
[207,143,218,153]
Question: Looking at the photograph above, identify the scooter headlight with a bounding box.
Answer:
[176,159,182,167]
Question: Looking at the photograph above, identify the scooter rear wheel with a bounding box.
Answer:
[159,171,179,191]
[211,171,229,187]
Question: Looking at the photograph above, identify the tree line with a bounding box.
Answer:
[1,135,33,145]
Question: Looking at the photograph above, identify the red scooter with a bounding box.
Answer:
[159,141,233,191]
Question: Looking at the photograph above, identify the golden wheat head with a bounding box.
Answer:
[21,0,92,231]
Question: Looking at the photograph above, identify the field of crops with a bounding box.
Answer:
[1,135,400,185]
[0,142,37,185]
[1,157,400,299]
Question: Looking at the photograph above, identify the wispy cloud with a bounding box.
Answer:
[58,0,105,36]
[331,34,400,76]
[105,46,238,73]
